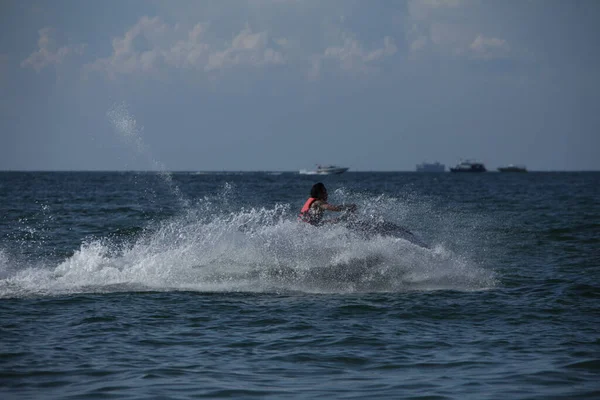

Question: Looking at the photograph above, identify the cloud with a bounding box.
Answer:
[205,27,285,71]
[86,16,168,78]
[407,0,514,61]
[469,34,510,59]
[87,17,285,79]
[310,35,397,78]
[407,1,469,58]
[21,27,85,72]
[165,23,211,69]
[85,4,404,83]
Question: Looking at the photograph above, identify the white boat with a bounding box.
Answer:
[299,165,349,175]
[450,160,487,173]
[416,161,445,172]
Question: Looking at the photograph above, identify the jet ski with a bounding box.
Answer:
[341,216,430,249]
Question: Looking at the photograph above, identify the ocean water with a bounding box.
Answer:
[1,168,598,399]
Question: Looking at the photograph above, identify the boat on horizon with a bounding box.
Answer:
[299,164,349,175]
[450,160,487,173]
[498,164,527,172]
[416,161,445,172]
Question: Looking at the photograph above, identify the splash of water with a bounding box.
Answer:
[0,188,497,298]
[106,102,189,208]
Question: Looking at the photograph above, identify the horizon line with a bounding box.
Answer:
[1,169,599,173]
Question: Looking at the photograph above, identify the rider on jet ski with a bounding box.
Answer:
[298,182,357,226]
[298,183,429,248]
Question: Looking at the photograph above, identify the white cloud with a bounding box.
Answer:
[21,27,85,72]
[85,3,405,83]
[166,23,211,69]
[406,0,473,58]
[470,34,510,59]
[87,17,285,79]
[311,35,397,78]
[205,27,285,71]
[406,0,515,63]
[87,16,169,77]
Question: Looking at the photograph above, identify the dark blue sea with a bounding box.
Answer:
[1,170,599,399]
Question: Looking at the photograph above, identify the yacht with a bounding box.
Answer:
[498,164,527,172]
[450,160,487,173]
[299,165,349,175]
[416,162,445,172]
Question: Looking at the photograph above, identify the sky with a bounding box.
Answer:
[1,0,599,171]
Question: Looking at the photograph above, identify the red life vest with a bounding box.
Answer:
[298,197,318,224]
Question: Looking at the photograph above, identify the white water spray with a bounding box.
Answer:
[0,186,498,298]
[106,102,189,208]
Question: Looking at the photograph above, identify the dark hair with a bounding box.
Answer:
[310,182,327,199]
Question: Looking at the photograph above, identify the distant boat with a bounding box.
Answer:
[299,165,349,175]
[416,161,445,172]
[450,160,487,173]
[498,164,527,172]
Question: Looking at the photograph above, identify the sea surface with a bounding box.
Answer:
[1,170,598,399]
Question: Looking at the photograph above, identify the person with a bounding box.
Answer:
[298,182,357,226]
